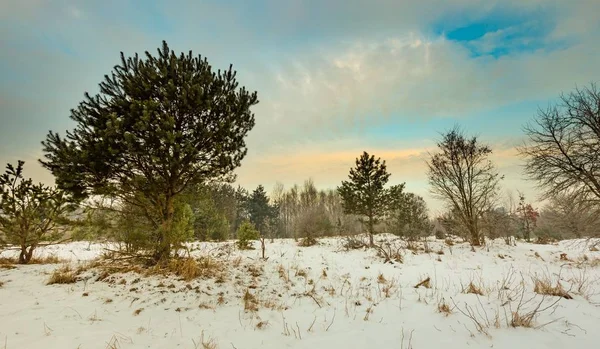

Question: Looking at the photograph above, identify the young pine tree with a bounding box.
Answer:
[0,161,75,264]
[338,152,391,247]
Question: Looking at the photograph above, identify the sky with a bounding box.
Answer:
[1,0,599,214]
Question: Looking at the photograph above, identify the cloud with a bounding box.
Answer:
[0,0,597,213]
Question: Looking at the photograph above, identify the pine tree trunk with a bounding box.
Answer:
[368,216,375,247]
[154,196,175,263]
[18,245,35,264]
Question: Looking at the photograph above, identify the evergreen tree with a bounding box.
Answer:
[0,161,75,264]
[247,185,277,235]
[338,151,391,246]
[40,41,258,262]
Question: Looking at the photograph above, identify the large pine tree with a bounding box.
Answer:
[338,151,391,246]
[40,41,258,262]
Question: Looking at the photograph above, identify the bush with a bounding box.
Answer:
[296,207,332,245]
[534,227,562,244]
[237,221,259,250]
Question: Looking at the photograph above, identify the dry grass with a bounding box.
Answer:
[192,331,218,349]
[133,308,144,316]
[377,273,387,284]
[243,289,259,312]
[255,320,269,330]
[295,268,307,278]
[510,311,535,328]
[246,264,263,278]
[533,277,573,299]
[277,264,290,283]
[0,280,4,288]
[414,276,431,289]
[437,299,452,316]
[464,282,485,296]
[298,237,318,247]
[47,264,78,285]
[150,257,225,281]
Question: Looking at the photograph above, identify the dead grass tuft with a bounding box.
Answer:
[295,268,307,278]
[533,276,572,299]
[465,282,485,296]
[155,257,224,281]
[133,308,143,316]
[510,311,535,328]
[298,237,318,247]
[255,320,269,330]
[278,264,290,283]
[414,277,431,289]
[243,289,259,312]
[47,264,77,285]
[246,264,263,278]
[437,299,452,316]
[192,331,218,349]
[377,273,387,284]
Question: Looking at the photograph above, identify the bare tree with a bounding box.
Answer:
[519,83,600,204]
[427,127,502,246]
[539,191,600,239]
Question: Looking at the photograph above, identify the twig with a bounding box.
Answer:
[307,316,317,332]
[326,309,336,331]
[306,292,322,308]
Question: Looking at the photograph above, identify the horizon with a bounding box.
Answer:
[1,0,599,214]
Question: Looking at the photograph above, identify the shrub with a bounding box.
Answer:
[534,227,562,244]
[47,265,77,285]
[298,236,318,247]
[236,221,259,250]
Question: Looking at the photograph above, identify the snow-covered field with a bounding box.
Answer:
[1,237,600,349]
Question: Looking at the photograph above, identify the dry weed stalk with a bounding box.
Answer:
[375,241,404,264]
[192,331,218,349]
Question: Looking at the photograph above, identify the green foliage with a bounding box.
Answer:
[386,186,432,240]
[338,151,391,246]
[40,41,258,262]
[236,220,259,250]
[247,185,278,235]
[0,161,75,264]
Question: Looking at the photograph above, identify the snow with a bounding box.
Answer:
[1,237,600,349]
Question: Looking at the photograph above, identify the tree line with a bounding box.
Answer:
[1,41,599,264]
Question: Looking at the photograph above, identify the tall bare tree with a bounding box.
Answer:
[519,83,600,204]
[539,191,600,238]
[427,127,502,246]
